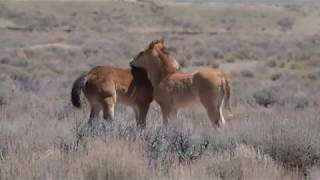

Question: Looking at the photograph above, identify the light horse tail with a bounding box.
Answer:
[217,76,233,126]
[223,77,233,117]
[218,79,226,126]
[71,74,87,108]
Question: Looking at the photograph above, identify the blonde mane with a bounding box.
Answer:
[155,46,178,75]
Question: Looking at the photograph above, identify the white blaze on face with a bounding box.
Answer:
[172,59,180,70]
[129,57,136,67]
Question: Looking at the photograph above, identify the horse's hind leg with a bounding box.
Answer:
[160,105,170,126]
[87,98,101,127]
[200,93,224,128]
[101,96,116,122]
[88,106,101,127]
[134,103,150,128]
[202,102,220,127]
[160,105,177,126]
[133,106,140,125]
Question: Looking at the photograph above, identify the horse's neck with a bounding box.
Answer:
[148,52,177,87]
[148,68,170,87]
[158,51,176,74]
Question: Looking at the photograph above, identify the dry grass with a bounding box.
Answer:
[1,1,320,179]
[2,107,319,179]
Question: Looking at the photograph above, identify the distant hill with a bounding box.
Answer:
[173,0,319,5]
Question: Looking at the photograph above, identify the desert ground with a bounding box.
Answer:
[1,0,320,179]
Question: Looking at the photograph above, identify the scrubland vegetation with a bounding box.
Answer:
[1,1,320,179]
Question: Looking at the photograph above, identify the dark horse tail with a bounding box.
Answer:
[71,74,87,108]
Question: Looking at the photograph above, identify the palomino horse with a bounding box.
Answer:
[130,39,232,127]
[71,65,153,128]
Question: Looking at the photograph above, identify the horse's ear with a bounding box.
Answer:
[160,37,165,45]
[149,41,155,49]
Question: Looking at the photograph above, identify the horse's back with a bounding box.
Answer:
[83,65,131,103]
[84,65,153,106]
[87,65,132,86]
[154,72,197,107]
[193,67,224,86]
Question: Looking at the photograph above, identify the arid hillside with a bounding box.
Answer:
[0,1,320,179]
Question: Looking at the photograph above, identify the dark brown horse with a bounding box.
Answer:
[71,65,153,128]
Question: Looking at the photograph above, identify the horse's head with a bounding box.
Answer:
[130,38,180,73]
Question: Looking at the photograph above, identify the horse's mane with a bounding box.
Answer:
[157,49,177,74]
[127,66,153,99]
[130,66,151,85]
[150,40,178,74]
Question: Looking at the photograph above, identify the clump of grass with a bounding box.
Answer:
[290,64,297,70]
[0,94,6,107]
[208,61,220,68]
[253,86,279,107]
[77,139,150,180]
[267,60,277,68]
[279,62,286,68]
[171,145,289,180]
[178,59,191,68]
[11,73,39,92]
[240,70,255,78]
[226,58,235,63]
[281,96,309,109]
[271,73,282,81]
[0,5,56,30]
[277,18,294,32]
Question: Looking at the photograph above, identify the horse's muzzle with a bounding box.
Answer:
[129,60,136,68]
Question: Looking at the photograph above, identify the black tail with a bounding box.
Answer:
[71,74,87,108]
